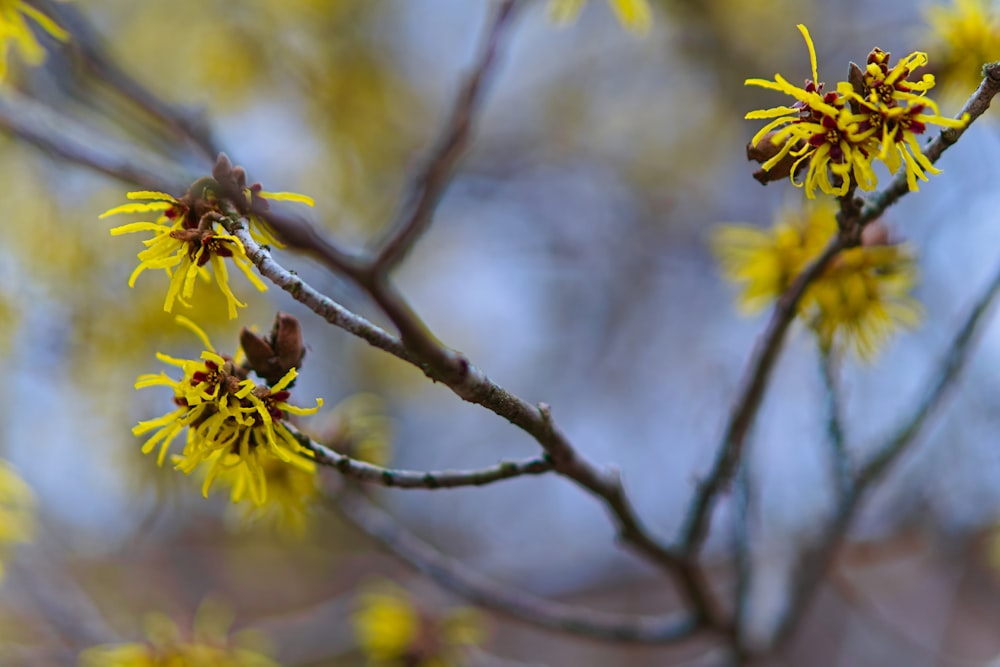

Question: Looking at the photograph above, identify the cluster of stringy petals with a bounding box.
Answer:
[745,24,968,197]
[712,199,923,360]
[133,317,322,506]
[101,167,314,319]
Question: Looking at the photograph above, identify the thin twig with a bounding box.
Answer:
[41,0,220,162]
[768,258,1000,649]
[681,236,849,554]
[859,261,1000,486]
[680,64,1000,557]
[371,0,520,272]
[818,346,852,500]
[230,222,725,629]
[227,224,417,364]
[730,462,754,650]
[0,88,195,191]
[336,490,701,644]
[287,424,555,489]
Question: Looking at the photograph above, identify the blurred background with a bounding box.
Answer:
[3,0,1000,664]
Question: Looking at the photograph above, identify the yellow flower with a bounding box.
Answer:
[746,24,963,196]
[924,0,1000,104]
[0,0,68,81]
[0,459,34,581]
[79,599,280,667]
[745,25,879,198]
[102,191,267,320]
[549,0,652,35]
[842,48,969,192]
[219,453,319,536]
[133,317,322,505]
[313,393,393,468]
[353,581,485,667]
[712,199,923,361]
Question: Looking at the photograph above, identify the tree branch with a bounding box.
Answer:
[229,221,726,629]
[286,425,554,489]
[370,0,520,272]
[818,346,852,500]
[681,236,849,554]
[335,490,701,644]
[859,260,1000,486]
[0,88,195,191]
[768,258,1000,649]
[681,63,1000,557]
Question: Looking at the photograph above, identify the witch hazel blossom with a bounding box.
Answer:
[745,24,968,198]
[100,156,315,320]
[134,315,322,506]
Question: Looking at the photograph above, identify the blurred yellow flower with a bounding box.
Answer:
[219,453,319,536]
[712,199,923,360]
[549,0,652,35]
[79,599,280,667]
[925,0,1000,104]
[0,0,68,80]
[0,459,34,581]
[353,581,484,667]
[313,393,393,469]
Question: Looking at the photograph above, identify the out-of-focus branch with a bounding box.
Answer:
[818,347,852,500]
[768,258,1000,649]
[231,220,726,628]
[681,64,1000,558]
[336,491,701,644]
[287,425,554,489]
[859,261,1000,486]
[40,0,220,162]
[0,88,195,191]
[370,0,520,272]
[681,236,849,554]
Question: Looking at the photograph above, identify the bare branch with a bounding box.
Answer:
[286,425,554,489]
[41,0,221,161]
[230,222,726,629]
[371,0,520,272]
[818,346,852,500]
[681,236,849,554]
[681,64,1000,557]
[227,224,418,364]
[769,259,1000,649]
[0,88,195,191]
[336,490,701,644]
[859,259,1000,486]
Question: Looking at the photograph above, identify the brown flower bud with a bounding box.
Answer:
[240,312,306,386]
[747,134,801,185]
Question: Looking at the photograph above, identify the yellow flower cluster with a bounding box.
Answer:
[102,185,313,320]
[549,0,651,35]
[924,0,1000,104]
[712,199,923,360]
[0,0,68,80]
[79,600,280,667]
[746,24,967,197]
[133,317,322,506]
[353,581,484,667]
[0,459,34,581]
